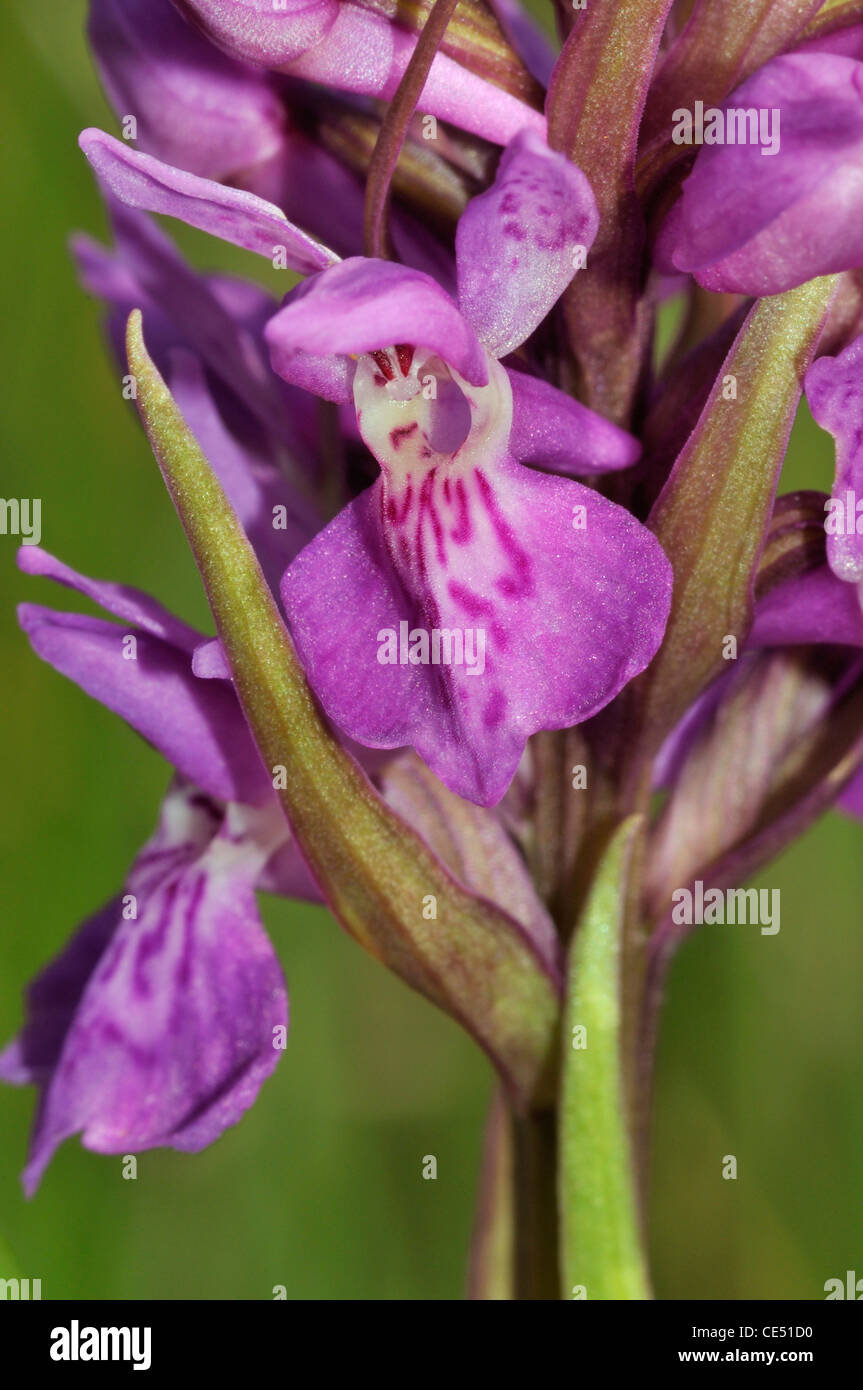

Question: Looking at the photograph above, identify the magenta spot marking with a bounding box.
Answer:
[384,478,415,527]
[475,469,534,599]
[503,221,527,241]
[449,478,472,545]
[418,471,446,568]
[483,688,507,729]
[448,579,495,617]
[177,874,205,989]
[390,421,418,450]
[133,880,180,999]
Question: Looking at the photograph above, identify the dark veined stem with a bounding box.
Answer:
[512,1109,559,1300]
[363,0,461,259]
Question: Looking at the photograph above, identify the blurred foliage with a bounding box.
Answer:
[0,1,859,1299]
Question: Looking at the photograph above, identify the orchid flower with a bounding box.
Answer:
[264,132,673,804]
[655,48,863,295]
[77,124,668,805]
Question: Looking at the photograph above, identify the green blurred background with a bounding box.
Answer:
[0,1,860,1300]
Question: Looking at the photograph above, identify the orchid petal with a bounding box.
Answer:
[486,0,556,87]
[17,545,200,651]
[285,4,546,147]
[506,368,641,476]
[265,257,488,390]
[79,128,339,272]
[74,203,320,471]
[18,602,269,805]
[750,565,863,648]
[456,128,598,358]
[168,349,319,590]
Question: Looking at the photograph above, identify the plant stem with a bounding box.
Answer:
[513,1108,559,1300]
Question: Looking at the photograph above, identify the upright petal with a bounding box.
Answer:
[0,785,288,1194]
[456,128,598,358]
[281,354,672,804]
[79,128,339,272]
[89,0,287,179]
[656,54,863,295]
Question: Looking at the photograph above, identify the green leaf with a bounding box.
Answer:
[633,276,838,761]
[126,310,560,1109]
[559,817,650,1301]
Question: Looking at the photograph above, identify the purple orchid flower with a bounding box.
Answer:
[2,202,568,1187]
[1,538,314,1194]
[76,124,665,806]
[0,782,290,1198]
[655,51,863,295]
[263,131,673,804]
[805,334,863,609]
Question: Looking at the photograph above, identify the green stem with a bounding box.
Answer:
[558,818,652,1300]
